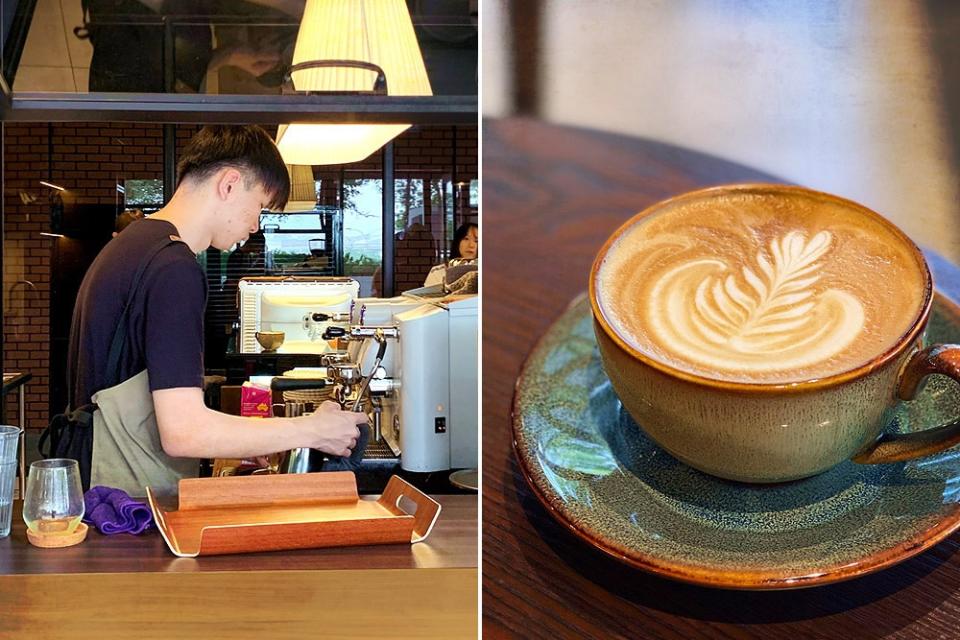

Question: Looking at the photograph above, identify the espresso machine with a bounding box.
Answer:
[271,291,479,477]
[234,270,478,484]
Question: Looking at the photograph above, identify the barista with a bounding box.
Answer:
[67,125,365,494]
[424,222,479,287]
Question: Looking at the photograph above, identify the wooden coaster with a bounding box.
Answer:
[26,522,89,548]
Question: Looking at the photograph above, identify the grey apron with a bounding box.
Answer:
[90,369,198,496]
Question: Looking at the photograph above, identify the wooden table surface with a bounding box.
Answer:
[1,494,477,639]
[0,494,476,574]
[482,117,960,640]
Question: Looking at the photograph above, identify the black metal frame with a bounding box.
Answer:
[382,142,396,297]
[0,1,476,122]
[0,68,10,114]
[1,120,4,377]
[1,93,475,123]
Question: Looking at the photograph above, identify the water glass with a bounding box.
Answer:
[0,426,22,537]
[23,459,85,535]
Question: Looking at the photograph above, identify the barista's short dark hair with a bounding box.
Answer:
[176,125,290,211]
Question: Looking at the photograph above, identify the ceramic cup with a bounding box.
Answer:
[590,184,960,483]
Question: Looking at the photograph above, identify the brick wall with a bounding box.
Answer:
[3,122,478,429]
[4,122,166,429]
[4,124,52,431]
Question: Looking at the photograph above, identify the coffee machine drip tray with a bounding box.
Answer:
[363,439,399,460]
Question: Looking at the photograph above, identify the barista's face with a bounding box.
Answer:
[458,227,478,260]
[211,169,269,250]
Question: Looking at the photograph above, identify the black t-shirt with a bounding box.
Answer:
[67,219,207,408]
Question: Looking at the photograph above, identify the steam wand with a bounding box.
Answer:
[321,326,391,413]
[351,329,389,412]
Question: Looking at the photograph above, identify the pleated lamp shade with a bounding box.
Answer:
[277,0,432,166]
[284,164,318,212]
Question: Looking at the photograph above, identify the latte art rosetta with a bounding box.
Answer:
[596,189,928,383]
[647,231,866,372]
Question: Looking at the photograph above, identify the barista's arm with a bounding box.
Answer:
[142,259,367,460]
[152,387,364,459]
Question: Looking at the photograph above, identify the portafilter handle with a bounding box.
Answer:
[322,326,347,341]
[309,312,350,322]
[322,325,400,342]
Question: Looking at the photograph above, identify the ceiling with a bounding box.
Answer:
[2,0,477,96]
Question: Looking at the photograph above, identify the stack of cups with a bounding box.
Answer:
[0,425,23,537]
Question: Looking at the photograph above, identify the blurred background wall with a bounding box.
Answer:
[483,0,960,264]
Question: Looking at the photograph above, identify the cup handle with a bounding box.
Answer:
[853,344,960,464]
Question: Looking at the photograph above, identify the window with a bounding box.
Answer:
[260,208,343,276]
[342,178,384,297]
[123,179,164,212]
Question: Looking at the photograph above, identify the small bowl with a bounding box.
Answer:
[255,331,285,352]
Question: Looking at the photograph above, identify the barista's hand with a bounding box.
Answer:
[302,401,367,457]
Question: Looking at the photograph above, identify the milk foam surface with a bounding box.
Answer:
[595,189,928,383]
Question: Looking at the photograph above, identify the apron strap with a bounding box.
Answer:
[104,234,185,388]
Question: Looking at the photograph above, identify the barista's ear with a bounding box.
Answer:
[214,167,244,201]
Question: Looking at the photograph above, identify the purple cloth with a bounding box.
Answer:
[82,486,154,535]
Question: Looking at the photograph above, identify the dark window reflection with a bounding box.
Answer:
[10,0,477,95]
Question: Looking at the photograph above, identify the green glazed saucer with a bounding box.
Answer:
[512,291,960,590]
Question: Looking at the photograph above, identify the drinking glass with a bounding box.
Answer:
[0,426,22,537]
[23,459,85,535]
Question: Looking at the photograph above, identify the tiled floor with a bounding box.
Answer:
[15,0,90,92]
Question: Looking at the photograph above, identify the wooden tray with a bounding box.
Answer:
[146,472,441,558]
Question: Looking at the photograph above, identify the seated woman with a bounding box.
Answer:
[424,222,478,287]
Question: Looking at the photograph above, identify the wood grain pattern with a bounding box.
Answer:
[379,475,443,542]
[195,516,414,557]
[147,473,445,556]
[175,470,359,510]
[1,493,476,637]
[482,118,960,639]
[2,568,477,639]
[0,495,475,574]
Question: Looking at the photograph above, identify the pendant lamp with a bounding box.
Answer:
[277,0,433,166]
[284,164,319,212]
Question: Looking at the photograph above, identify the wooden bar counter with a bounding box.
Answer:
[0,494,477,639]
